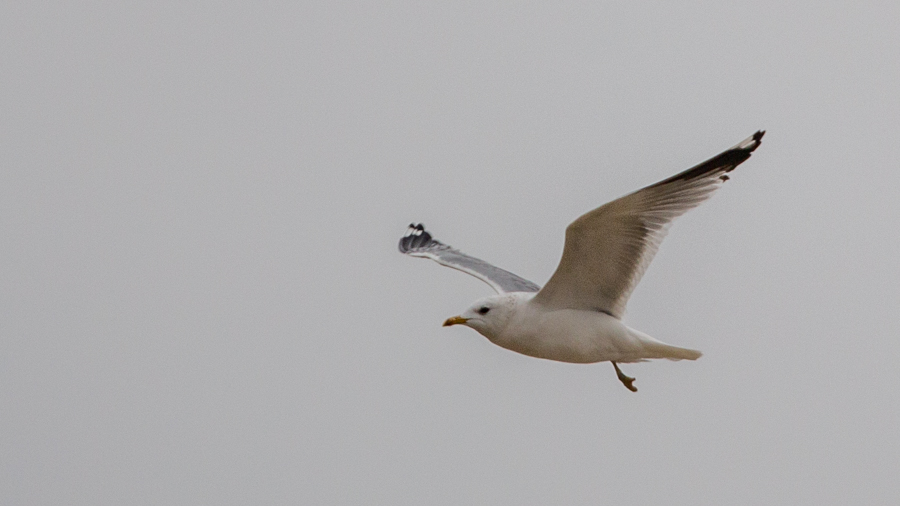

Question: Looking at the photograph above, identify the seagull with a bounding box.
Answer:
[399,131,764,391]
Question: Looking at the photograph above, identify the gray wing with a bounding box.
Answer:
[533,131,765,318]
[398,224,541,294]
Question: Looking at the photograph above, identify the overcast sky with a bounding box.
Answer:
[3,2,899,504]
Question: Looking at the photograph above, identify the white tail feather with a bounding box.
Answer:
[628,327,703,361]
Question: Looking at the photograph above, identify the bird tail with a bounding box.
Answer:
[627,328,702,361]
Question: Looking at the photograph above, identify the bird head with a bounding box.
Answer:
[443,294,518,340]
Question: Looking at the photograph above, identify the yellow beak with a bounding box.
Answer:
[443,316,469,327]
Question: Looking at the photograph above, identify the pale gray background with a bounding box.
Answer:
[2,1,899,505]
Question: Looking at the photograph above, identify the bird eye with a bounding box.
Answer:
[477,307,490,315]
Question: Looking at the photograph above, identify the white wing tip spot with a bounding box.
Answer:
[404,224,426,238]
[736,130,766,151]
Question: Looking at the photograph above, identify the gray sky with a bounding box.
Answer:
[3,1,899,504]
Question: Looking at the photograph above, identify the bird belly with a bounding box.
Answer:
[490,309,643,364]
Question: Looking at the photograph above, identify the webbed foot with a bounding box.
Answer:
[612,362,637,392]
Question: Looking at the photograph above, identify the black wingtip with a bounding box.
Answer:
[724,129,765,157]
[398,223,439,253]
[649,130,766,188]
[740,130,765,153]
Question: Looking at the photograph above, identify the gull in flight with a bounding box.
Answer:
[399,131,765,391]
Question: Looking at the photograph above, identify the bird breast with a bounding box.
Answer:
[489,301,641,364]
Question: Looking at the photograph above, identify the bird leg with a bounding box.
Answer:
[612,362,637,392]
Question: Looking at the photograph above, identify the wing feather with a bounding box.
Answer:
[398,224,541,294]
[532,131,765,317]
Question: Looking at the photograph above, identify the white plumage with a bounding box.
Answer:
[399,131,765,391]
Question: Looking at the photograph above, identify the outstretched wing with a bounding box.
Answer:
[398,223,541,294]
[533,131,765,318]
